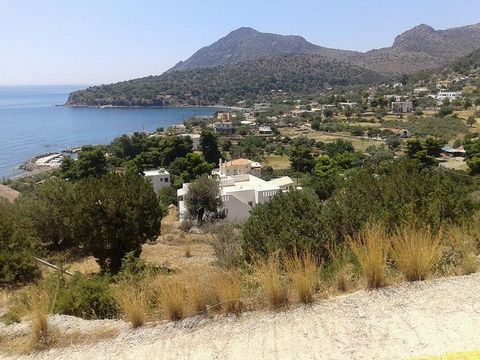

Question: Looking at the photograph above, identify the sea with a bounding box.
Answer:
[0,85,221,179]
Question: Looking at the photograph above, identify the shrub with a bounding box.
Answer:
[0,202,40,285]
[54,275,117,319]
[348,223,388,289]
[208,222,243,269]
[390,227,441,281]
[242,191,324,262]
[320,160,473,245]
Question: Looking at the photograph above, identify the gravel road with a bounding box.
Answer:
[4,273,480,360]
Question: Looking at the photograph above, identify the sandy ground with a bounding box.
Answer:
[0,184,20,203]
[3,272,480,360]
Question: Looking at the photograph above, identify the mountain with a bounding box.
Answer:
[66,54,384,107]
[353,23,480,74]
[169,27,358,72]
[67,23,480,107]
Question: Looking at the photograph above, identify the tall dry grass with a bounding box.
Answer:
[443,226,478,275]
[28,288,54,351]
[183,270,219,314]
[212,271,243,315]
[113,284,148,328]
[391,226,441,281]
[285,252,319,304]
[253,255,288,308]
[328,244,356,293]
[347,223,389,289]
[158,278,186,321]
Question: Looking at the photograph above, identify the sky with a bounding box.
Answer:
[1,0,480,86]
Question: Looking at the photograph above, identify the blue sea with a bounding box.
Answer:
[0,85,220,179]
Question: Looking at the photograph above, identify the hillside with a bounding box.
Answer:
[67,22,480,106]
[66,54,384,106]
[170,24,480,75]
[169,27,358,72]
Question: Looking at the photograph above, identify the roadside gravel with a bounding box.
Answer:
[2,273,480,360]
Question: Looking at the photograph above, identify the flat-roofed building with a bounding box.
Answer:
[144,168,170,193]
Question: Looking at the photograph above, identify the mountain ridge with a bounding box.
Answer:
[169,27,358,72]
[169,23,480,75]
[66,22,480,107]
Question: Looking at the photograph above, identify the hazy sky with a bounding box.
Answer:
[1,0,480,85]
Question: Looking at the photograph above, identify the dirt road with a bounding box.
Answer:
[7,273,480,360]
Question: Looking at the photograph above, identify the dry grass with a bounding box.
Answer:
[68,256,101,275]
[0,325,119,356]
[141,238,216,272]
[253,255,288,308]
[285,252,319,304]
[186,274,219,314]
[27,286,57,351]
[212,271,243,315]
[261,155,291,170]
[184,243,192,258]
[348,223,389,289]
[158,278,186,321]
[391,227,441,281]
[445,226,479,276]
[114,284,148,328]
[328,244,356,293]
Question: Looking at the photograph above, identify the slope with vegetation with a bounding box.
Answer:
[67,54,384,106]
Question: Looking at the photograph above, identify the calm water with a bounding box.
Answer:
[0,85,219,179]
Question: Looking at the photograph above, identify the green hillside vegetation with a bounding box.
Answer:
[67,54,385,107]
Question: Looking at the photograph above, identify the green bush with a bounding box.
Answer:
[54,274,117,319]
[0,201,40,285]
[320,160,474,244]
[242,191,325,262]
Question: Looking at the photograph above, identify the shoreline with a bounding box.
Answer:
[63,104,248,111]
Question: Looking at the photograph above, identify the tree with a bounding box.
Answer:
[75,147,108,179]
[72,174,162,273]
[242,191,324,262]
[0,201,40,285]
[200,129,222,165]
[437,106,453,117]
[386,135,401,151]
[168,152,214,183]
[314,156,338,177]
[323,108,333,118]
[18,178,76,250]
[467,115,476,127]
[289,140,314,173]
[467,154,480,175]
[344,106,353,119]
[325,139,354,157]
[184,175,222,221]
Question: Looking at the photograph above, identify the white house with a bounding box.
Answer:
[391,101,413,113]
[177,158,294,222]
[258,126,273,135]
[436,91,461,103]
[144,169,171,193]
